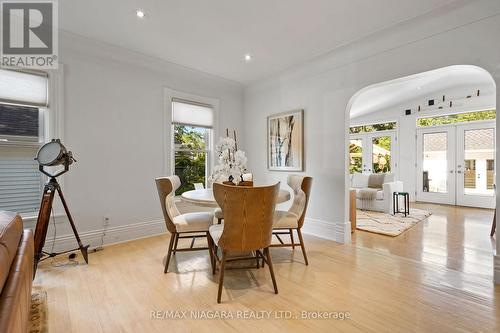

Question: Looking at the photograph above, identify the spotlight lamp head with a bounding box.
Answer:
[35,139,76,178]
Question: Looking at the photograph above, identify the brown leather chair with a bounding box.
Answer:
[271,175,313,265]
[155,176,214,273]
[0,211,34,333]
[209,182,280,303]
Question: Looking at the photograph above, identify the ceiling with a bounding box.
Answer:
[59,0,460,84]
[350,65,496,119]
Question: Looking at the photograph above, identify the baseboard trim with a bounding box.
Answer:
[44,216,352,253]
[42,219,166,253]
[494,255,500,285]
[302,218,346,243]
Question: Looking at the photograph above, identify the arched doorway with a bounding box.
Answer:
[345,65,496,277]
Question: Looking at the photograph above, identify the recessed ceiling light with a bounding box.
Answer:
[136,10,145,19]
[244,54,252,62]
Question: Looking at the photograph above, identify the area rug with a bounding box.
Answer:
[356,209,431,236]
[29,288,48,333]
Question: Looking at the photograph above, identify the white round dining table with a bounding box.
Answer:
[181,188,291,207]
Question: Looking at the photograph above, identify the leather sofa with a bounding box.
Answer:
[0,211,34,333]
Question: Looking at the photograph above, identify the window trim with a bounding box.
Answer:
[163,88,219,187]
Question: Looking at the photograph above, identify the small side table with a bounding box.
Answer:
[393,192,409,217]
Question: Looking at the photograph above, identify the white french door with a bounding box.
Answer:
[416,127,456,205]
[416,121,495,208]
[349,131,397,174]
[456,122,495,208]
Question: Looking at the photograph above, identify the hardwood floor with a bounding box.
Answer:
[35,230,500,333]
[353,203,496,277]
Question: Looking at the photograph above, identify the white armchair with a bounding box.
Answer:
[350,173,403,213]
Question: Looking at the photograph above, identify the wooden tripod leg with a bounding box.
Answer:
[33,185,56,277]
[56,186,89,263]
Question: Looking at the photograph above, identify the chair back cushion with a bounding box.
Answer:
[287,175,313,228]
[213,182,280,251]
[368,173,385,189]
[155,176,181,233]
[351,173,369,188]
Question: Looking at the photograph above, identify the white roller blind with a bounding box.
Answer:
[0,146,42,214]
[0,69,48,107]
[172,99,213,128]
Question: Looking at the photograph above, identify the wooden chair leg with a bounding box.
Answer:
[206,232,215,273]
[264,248,278,294]
[289,229,295,249]
[172,233,179,255]
[297,228,309,265]
[164,232,176,273]
[490,210,496,237]
[217,252,227,303]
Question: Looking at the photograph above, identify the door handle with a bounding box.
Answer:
[457,171,462,174]
[449,170,454,173]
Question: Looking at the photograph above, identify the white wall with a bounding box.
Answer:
[243,1,500,282]
[350,86,496,201]
[28,32,244,249]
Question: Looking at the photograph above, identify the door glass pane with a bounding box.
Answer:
[463,128,494,196]
[372,136,391,173]
[422,132,447,193]
[349,139,363,174]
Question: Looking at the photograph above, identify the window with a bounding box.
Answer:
[0,69,49,214]
[417,110,496,127]
[349,139,362,173]
[349,121,396,134]
[171,99,213,195]
[349,121,397,174]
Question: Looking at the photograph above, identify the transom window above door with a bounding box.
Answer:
[417,109,495,127]
[349,121,397,134]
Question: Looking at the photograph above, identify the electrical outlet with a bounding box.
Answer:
[103,216,110,225]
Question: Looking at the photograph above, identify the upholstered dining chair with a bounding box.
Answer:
[209,182,280,303]
[271,175,313,265]
[213,173,253,224]
[155,176,214,273]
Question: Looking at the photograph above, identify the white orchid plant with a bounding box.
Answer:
[210,136,248,185]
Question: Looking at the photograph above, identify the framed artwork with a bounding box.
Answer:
[267,109,304,171]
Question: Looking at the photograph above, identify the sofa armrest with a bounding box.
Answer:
[383,181,404,213]
[383,181,404,197]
